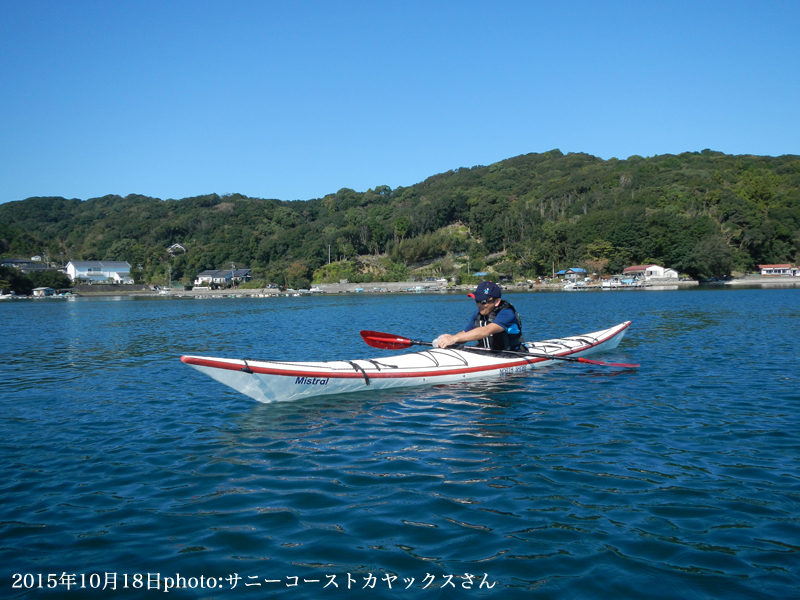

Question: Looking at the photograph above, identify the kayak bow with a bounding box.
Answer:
[181,321,633,403]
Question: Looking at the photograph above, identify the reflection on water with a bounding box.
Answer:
[1,289,799,599]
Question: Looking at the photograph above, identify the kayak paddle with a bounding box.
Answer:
[359,330,639,368]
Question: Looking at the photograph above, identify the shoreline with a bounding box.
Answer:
[723,276,800,286]
[9,277,798,301]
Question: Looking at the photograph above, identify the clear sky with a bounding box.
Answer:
[1,0,798,204]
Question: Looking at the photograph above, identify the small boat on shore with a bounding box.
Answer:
[181,322,634,403]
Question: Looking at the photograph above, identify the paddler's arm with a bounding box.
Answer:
[434,323,504,348]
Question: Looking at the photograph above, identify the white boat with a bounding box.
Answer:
[601,278,622,289]
[181,322,633,403]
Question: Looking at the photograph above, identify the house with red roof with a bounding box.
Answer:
[758,264,795,276]
[622,264,679,280]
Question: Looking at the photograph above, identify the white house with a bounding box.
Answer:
[623,264,679,280]
[32,287,56,297]
[758,264,794,276]
[193,268,252,288]
[66,261,133,284]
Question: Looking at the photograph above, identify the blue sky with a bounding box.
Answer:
[1,0,798,204]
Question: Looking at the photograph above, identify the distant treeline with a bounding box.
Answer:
[1,149,798,288]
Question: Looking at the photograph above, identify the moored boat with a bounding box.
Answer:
[181,322,633,403]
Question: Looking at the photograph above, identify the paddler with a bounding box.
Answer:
[433,281,523,351]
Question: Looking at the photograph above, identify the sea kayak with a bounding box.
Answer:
[181,321,632,403]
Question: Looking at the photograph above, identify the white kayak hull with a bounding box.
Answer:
[181,321,632,403]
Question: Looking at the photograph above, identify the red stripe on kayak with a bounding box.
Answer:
[181,354,547,379]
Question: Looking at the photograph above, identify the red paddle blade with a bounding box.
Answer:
[576,357,640,368]
[360,330,415,350]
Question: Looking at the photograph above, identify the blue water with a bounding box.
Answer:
[1,289,798,599]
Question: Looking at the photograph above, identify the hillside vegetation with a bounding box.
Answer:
[1,149,798,288]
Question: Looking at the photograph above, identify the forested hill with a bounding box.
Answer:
[1,149,799,287]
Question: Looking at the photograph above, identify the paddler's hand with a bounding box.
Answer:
[434,334,459,348]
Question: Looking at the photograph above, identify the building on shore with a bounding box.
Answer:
[32,287,56,297]
[555,268,587,282]
[1,258,60,275]
[623,264,679,281]
[193,269,252,289]
[758,264,796,276]
[66,261,133,284]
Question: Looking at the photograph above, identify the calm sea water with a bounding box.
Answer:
[1,288,798,599]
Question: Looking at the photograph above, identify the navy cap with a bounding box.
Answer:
[468,281,501,302]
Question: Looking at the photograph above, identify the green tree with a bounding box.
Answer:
[394,216,410,241]
[29,270,72,289]
[0,266,33,295]
[285,262,310,289]
[493,260,517,279]
[585,239,615,260]
[736,171,779,214]
[684,237,734,280]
